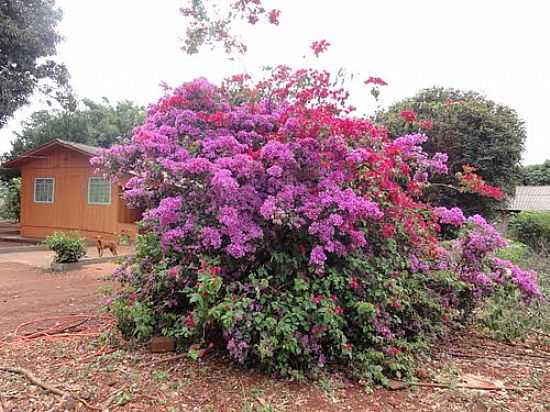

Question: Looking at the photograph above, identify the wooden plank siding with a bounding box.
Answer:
[18,145,133,241]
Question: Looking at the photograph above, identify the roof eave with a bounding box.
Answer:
[1,139,97,169]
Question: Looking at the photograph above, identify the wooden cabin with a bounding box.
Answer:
[3,139,140,241]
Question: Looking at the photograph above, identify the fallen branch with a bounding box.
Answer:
[22,319,89,339]
[0,366,66,397]
[141,353,187,367]
[0,366,99,410]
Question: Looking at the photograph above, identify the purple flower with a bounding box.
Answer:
[309,246,327,267]
[266,165,283,177]
[200,227,222,249]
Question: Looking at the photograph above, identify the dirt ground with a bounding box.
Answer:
[0,262,116,335]
[0,263,548,412]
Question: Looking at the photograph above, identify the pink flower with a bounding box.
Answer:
[310,40,331,57]
[311,295,324,305]
[381,223,395,238]
[349,277,360,289]
[419,119,433,130]
[268,9,281,25]
[386,347,401,357]
[183,313,196,328]
[334,305,344,315]
[167,265,181,279]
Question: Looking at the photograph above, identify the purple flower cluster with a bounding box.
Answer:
[491,257,542,299]
[434,207,466,226]
[94,79,390,269]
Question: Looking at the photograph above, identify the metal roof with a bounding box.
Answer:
[507,186,550,211]
[2,139,100,169]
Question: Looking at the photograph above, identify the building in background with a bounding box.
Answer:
[2,139,140,241]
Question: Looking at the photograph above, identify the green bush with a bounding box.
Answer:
[508,212,550,253]
[0,177,21,221]
[477,242,550,341]
[45,232,87,263]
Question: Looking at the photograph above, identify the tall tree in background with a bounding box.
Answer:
[6,98,145,159]
[0,0,73,128]
[520,160,550,186]
[379,87,526,217]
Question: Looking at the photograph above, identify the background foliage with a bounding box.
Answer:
[0,177,20,221]
[508,212,550,254]
[520,160,550,186]
[5,98,145,160]
[379,87,526,217]
[0,0,73,128]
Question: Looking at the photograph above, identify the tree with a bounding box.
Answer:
[0,0,74,128]
[520,160,550,186]
[6,98,145,159]
[379,87,526,217]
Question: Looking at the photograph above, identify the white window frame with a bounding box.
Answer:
[87,177,112,205]
[33,177,55,204]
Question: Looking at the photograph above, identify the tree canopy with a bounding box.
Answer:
[0,0,73,128]
[520,160,550,186]
[6,98,145,159]
[379,87,526,217]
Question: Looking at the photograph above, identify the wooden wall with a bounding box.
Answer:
[19,146,136,241]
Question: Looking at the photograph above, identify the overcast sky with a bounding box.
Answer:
[1,0,549,164]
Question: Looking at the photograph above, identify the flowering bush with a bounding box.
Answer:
[94,68,543,382]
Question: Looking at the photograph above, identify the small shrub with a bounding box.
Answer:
[508,212,550,253]
[45,232,87,263]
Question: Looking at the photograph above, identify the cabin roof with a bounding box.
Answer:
[507,186,550,211]
[2,139,100,169]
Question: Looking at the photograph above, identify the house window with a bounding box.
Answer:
[33,178,55,203]
[88,177,111,205]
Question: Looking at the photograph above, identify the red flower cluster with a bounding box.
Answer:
[310,40,331,57]
[365,76,388,86]
[400,110,417,122]
[456,165,504,200]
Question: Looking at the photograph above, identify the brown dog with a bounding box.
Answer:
[96,236,118,257]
